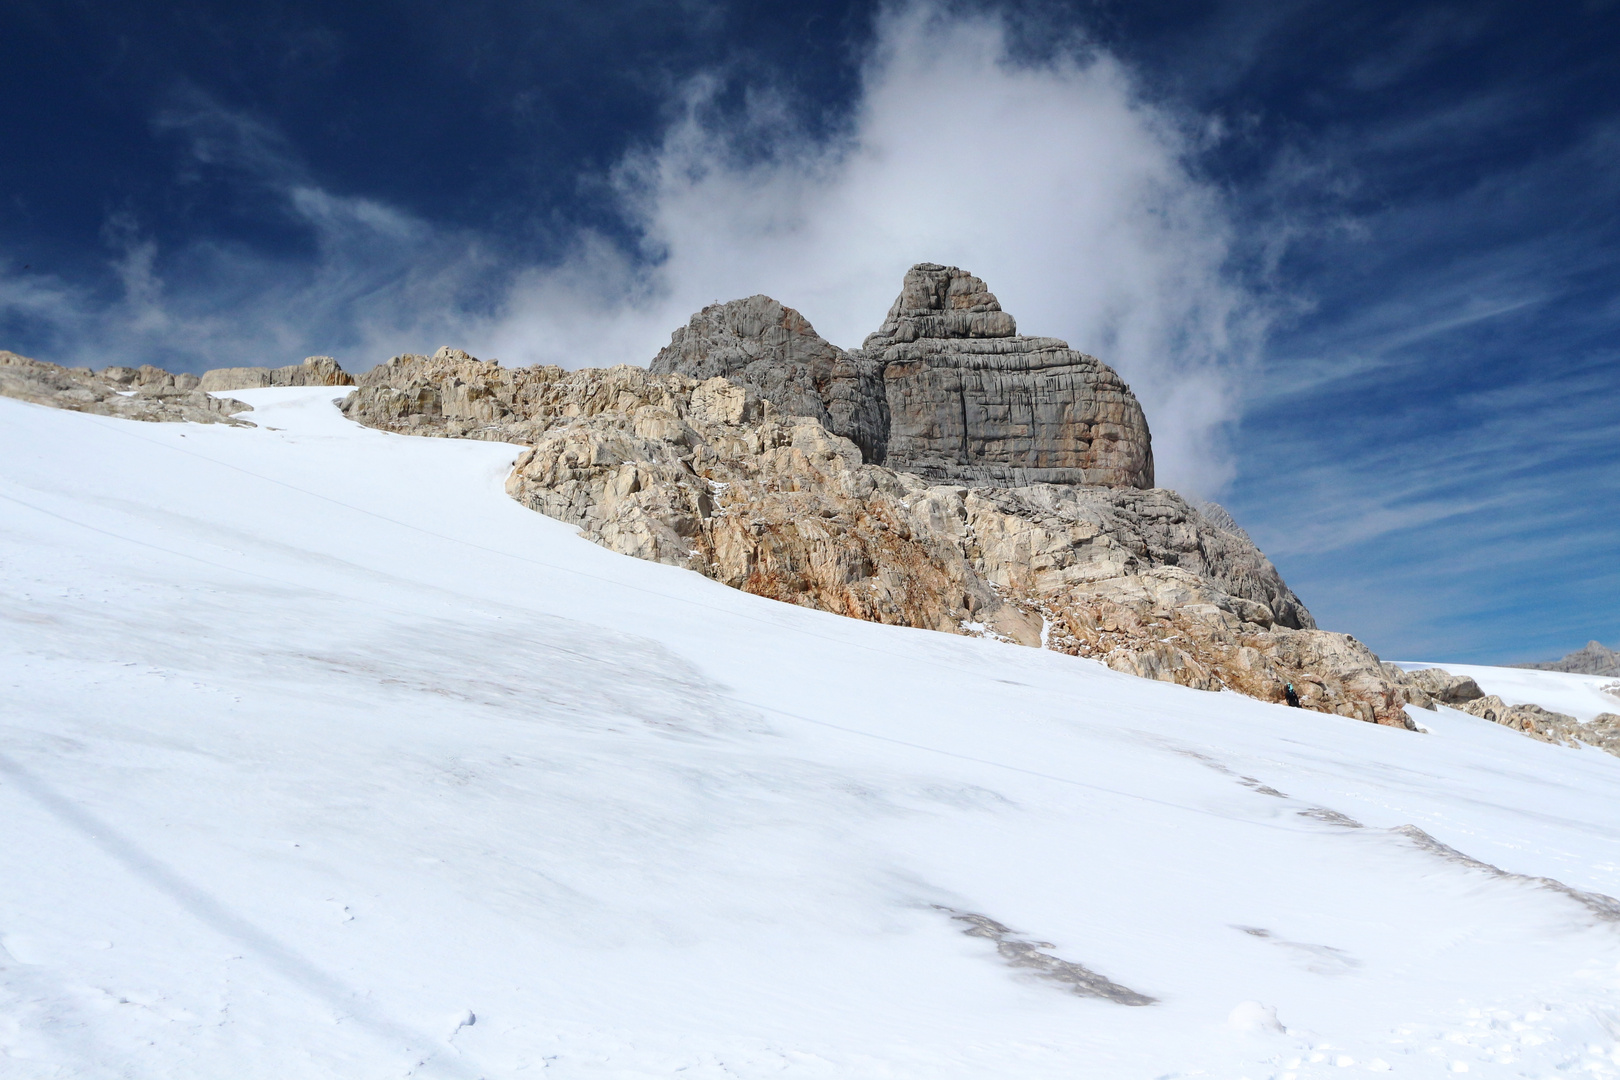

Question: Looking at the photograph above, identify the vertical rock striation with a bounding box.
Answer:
[650,295,890,464]
[864,264,1154,489]
[651,264,1154,489]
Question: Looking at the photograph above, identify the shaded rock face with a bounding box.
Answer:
[344,349,1430,728]
[649,295,890,465]
[199,356,354,392]
[0,351,252,426]
[651,264,1154,489]
[866,264,1154,489]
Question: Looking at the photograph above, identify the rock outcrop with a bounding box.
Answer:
[8,316,1599,752]
[1455,695,1620,755]
[864,264,1154,489]
[1514,640,1620,677]
[0,351,252,425]
[652,264,1154,489]
[198,356,354,392]
[1389,666,1485,706]
[650,296,889,465]
[343,348,1425,727]
[0,351,354,423]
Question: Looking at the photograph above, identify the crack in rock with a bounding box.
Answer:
[937,908,1157,1005]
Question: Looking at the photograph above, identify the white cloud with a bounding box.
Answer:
[1,3,1261,495]
[476,3,1261,494]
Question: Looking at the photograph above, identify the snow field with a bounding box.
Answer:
[1,388,1619,1078]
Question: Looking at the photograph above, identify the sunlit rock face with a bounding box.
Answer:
[197,356,354,392]
[0,350,252,426]
[651,263,1155,489]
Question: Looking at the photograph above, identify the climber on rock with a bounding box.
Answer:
[1284,683,1301,708]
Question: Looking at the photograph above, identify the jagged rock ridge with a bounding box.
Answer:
[2,268,1514,736]
[652,264,1154,489]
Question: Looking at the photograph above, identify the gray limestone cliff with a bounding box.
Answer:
[864,264,1154,489]
[650,295,889,464]
[651,263,1153,489]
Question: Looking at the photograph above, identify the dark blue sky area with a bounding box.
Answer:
[3,0,1617,664]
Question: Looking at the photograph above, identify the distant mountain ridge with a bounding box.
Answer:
[1515,640,1620,677]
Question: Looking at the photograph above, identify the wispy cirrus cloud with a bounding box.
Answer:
[1225,111,1620,661]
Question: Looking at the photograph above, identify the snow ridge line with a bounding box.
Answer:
[1392,824,1620,923]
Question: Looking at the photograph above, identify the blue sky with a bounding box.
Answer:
[3,0,1616,664]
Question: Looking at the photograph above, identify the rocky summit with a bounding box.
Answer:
[650,294,890,465]
[652,263,1154,489]
[13,264,1588,741]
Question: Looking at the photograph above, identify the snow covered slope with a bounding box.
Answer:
[3,387,1620,1079]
